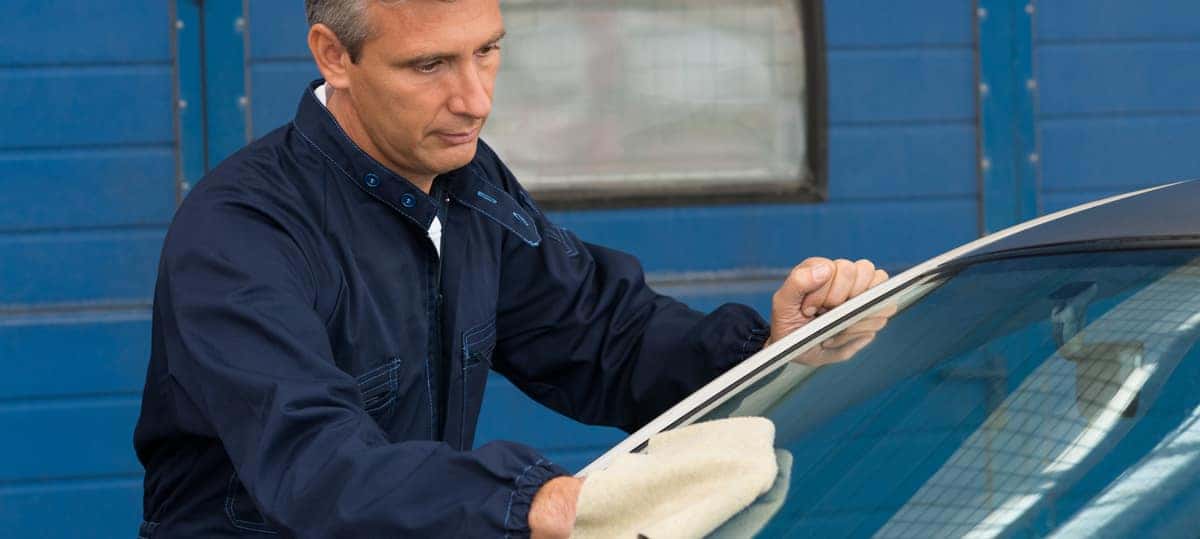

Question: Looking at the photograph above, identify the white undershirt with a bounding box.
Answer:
[315,84,443,257]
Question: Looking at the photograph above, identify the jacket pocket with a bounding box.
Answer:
[462,319,496,369]
[459,319,497,448]
[225,473,279,534]
[355,357,404,417]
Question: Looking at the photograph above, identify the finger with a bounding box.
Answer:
[782,258,834,317]
[816,259,857,310]
[848,259,876,299]
[870,268,889,287]
[800,258,840,315]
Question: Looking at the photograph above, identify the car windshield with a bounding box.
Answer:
[679,248,1200,537]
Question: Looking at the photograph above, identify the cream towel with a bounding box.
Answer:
[709,449,793,538]
[572,417,779,539]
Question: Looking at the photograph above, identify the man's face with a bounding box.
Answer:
[337,0,504,183]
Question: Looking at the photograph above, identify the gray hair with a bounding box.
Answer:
[307,0,456,62]
[304,0,409,63]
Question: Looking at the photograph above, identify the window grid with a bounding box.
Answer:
[484,0,812,202]
[871,260,1200,538]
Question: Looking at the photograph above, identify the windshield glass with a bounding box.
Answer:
[684,248,1200,537]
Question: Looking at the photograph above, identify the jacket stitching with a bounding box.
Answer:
[740,328,770,358]
[356,357,403,415]
[544,226,579,258]
[460,359,467,448]
[503,458,545,538]
[292,121,429,231]
[476,190,499,204]
[137,520,160,539]
[459,319,497,446]
[455,196,541,247]
[458,164,541,246]
[224,473,279,534]
[424,355,436,439]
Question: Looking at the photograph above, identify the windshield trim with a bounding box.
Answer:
[945,236,1200,270]
[579,183,1177,476]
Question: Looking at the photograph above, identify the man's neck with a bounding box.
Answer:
[324,87,435,193]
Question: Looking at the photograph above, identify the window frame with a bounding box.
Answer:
[510,0,830,210]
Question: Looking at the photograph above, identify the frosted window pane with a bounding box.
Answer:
[485,0,810,198]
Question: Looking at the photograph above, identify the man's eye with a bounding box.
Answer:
[477,44,500,56]
[414,61,442,74]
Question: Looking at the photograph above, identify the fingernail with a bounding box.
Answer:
[811,264,832,282]
[803,306,818,317]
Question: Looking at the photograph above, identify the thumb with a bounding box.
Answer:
[778,259,834,306]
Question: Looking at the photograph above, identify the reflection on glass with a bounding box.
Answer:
[1049,402,1200,537]
[485,0,809,196]
[683,250,1200,537]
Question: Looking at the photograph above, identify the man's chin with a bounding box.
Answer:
[435,140,479,171]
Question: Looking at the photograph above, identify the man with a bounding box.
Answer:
[133,0,887,537]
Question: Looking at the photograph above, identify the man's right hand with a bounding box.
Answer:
[529,476,584,539]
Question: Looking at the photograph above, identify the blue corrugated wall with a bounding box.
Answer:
[1,1,1197,536]
[0,1,173,534]
[1036,0,1200,211]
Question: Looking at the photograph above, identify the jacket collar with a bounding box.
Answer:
[292,79,540,246]
[292,79,439,229]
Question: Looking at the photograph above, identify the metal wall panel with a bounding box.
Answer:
[246,0,314,139]
[976,0,1039,233]
[1035,1,1200,210]
[0,3,174,535]
[0,230,163,305]
[0,148,174,231]
[0,67,173,149]
[828,50,976,124]
[550,199,978,274]
[0,315,150,400]
[249,61,318,137]
[247,0,311,60]
[0,480,142,536]
[1037,0,1200,42]
[824,0,973,47]
[1039,43,1200,116]
[1041,116,1200,192]
[1,1,170,65]
[1042,189,1127,214]
[828,124,977,200]
[0,398,141,481]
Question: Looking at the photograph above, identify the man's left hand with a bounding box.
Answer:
[767,257,888,346]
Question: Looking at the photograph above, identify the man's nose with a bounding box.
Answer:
[447,66,492,119]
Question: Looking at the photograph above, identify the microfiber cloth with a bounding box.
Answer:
[709,449,793,538]
[572,417,779,539]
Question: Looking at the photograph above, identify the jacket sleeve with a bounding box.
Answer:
[484,159,770,432]
[157,194,565,537]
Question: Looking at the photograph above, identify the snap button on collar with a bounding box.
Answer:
[401,193,416,208]
[364,173,380,188]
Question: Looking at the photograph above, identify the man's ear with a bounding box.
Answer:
[308,23,352,89]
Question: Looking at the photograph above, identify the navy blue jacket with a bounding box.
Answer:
[133,80,769,538]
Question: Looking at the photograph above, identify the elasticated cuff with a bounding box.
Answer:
[704,303,770,372]
[502,459,570,538]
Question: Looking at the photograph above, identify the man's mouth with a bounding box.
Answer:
[436,127,479,146]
